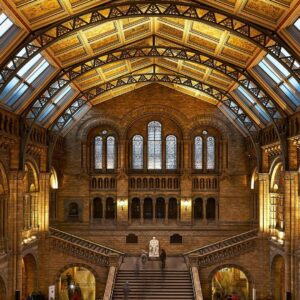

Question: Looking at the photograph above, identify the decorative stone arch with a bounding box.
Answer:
[208,263,254,299]
[269,157,284,192]
[77,116,122,143]
[0,275,6,299]
[22,253,38,297]
[24,159,40,192]
[122,105,188,138]
[270,254,285,300]
[189,114,231,141]
[54,262,102,299]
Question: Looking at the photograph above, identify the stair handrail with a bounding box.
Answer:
[189,265,204,300]
[103,265,118,300]
[183,229,258,256]
[49,226,125,255]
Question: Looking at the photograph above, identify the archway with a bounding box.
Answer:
[93,198,102,219]
[271,255,285,300]
[206,198,216,220]
[156,198,165,219]
[22,254,37,298]
[168,198,177,219]
[131,198,140,219]
[0,276,6,300]
[59,266,96,300]
[211,266,249,299]
[194,198,203,220]
[144,198,153,219]
[105,197,115,219]
[49,167,58,220]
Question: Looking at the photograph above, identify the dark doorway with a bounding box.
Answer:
[93,197,102,219]
[156,197,165,219]
[168,198,177,219]
[131,198,140,219]
[206,198,216,219]
[194,198,203,219]
[143,198,153,219]
[106,197,115,219]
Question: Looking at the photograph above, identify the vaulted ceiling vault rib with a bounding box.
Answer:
[49,66,260,138]
[1,1,299,96]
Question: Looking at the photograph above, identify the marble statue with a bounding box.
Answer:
[149,236,159,257]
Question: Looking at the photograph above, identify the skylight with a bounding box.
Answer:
[258,54,300,107]
[237,86,270,122]
[0,13,13,38]
[294,18,300,30]
[0,54,51,109]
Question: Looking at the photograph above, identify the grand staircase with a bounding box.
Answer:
[112,256,194,300]
[184,229,258,267]
[49,227,124,266]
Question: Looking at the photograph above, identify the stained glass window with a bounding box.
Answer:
[132,135,143,169]
[107,136,115,169]
[94,136,103,169]
[194,136,203,169]
[166,135,177,169]
[207,136,215,170]
[148,121,162,169]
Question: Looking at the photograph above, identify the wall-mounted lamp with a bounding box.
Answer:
[184,199,188,211]
[119,199,125,211]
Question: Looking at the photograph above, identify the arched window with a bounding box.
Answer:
[166,135,177,170]
[132,135,143,169]
[148,121,162,169]
[93,198,102,219]
[106,136,115,169]
[207,136,215,170]
[94,136,103,169]
[194,136,203,170]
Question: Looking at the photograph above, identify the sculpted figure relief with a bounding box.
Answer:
[149,236,159,257]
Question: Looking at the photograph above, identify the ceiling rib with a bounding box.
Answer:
[23,45,285,128]
[1,1,299,94]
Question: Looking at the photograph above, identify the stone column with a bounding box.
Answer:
[152,199,156,224]
[164,199,169,225]
[102,200,106,224]
[177,199,180,223]
[258,173,270,234]
[38,172,50,232]
[7,171,24,299]
[140,199,144,224]
[203,198,207,223]
[128,199,132,225]
[284,171,298,297]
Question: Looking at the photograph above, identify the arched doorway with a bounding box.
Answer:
[271,255,285,300]
[168,198,177,219]
[156,198,165,219]
[131,198,140,219]
[211,266,249,299]
[194,198,203,220]
[59,266,96,300]
[22,254,37,298]
[105,197,115,219]
[93,198,102,219]
[206,198,216,220]
[143,198,153,219]
[0,276,6,300]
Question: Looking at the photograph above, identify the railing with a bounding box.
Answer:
[49,227,124,266]
[184,229,258,267]
[129,175,180,190]
[192,175,219,191]
[90,176,116,190]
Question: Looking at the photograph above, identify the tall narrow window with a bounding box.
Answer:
[207,136,215,170]
[148,121,162,169]
[132,135,143,169]
[166,135,177,169]
[94,136,103,169]
[194,136,203,169]
[107,136,115,169]
[0,13,13,38]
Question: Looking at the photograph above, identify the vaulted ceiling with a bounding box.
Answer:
[0,0,299,139]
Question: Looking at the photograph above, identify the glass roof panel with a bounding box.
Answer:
[0,13,13,38]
